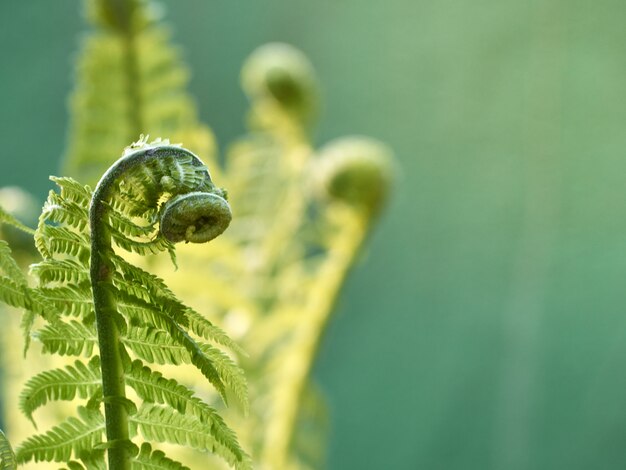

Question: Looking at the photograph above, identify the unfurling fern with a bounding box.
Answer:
[0,138,249,469]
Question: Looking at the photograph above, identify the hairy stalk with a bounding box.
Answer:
[262,213,367,469]
[90,155,136,470]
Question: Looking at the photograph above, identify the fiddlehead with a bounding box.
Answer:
[89,138,232,468]
[241,42,318,128]
[316,137,394,218]
[160,191,231,244]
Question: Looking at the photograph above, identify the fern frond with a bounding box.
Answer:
[0,204,35,235]
[20,357,101,423]
[118,295,228,400]
[0,276,29,310]
[132,442,189,470]
[30,259,89,286]
[16,406,104,464]
[114,285,189,328]
[122,326,189,365]
[125,360,245,458]
[49,176,93,207]
[0,4,247,465]
[200,344,249,412]
[186,309,246,356]
[111,231,174,257]
[36,285,93,318]
[0,429,17,470]
[34,225,90,262]
[63,21,216,186]
[40,192,89,233]
[106,208,157,239]
[112,255,243,354]
[0,240,28,284]
[35,320,98,357]
[130,404,250,470]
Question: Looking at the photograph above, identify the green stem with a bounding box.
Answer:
[262,212,368,468]
[122,20,144,138]
[103,0,144,137]
[90,172,131,470]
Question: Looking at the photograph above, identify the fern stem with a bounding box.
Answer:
[90,172,132,470]
[102,0,144,137]
[122,23,144,138]
[261,211,368,469]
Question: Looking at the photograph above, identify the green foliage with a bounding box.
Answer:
[0,429,16,470]
[16,406,104,464]
[20,357,101,425]
[0,207,34,237]
[0,1,393,468]
[0,141,249,468]
[64,0,217,186]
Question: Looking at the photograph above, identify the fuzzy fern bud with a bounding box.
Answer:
[241,43,318,123]
[316,137,394,216]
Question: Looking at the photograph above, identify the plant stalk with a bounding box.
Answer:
[261,211,368,469]
[90,182,132,470]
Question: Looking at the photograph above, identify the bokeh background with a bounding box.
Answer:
[2,1,626,469]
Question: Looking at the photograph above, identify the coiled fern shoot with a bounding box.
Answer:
[0,138,249,469]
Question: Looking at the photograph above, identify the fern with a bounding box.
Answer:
[19,357,102,425]
[132,443,190,470]
[0,429,16,470]
[1,0,394,467]
[0,139,249,468]
[16,406,105,464]
[64,0,218,186]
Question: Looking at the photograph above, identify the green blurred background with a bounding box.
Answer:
[2,1,626,469]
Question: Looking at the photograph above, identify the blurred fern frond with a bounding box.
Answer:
[63,0,218,184]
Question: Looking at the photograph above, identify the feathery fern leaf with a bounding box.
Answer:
[0,205,35,236]
[34,225,90,263]
[16,406,104,464]
[132,443,190,470]
[40,192,90,233]
[0,276,29,310]
[20,357,102,423]
[37,285,94,318]
[30,259,90,286]
[112,254,243,353]
[0,429,16,470]
[125,360,245,458]
[0,241,28,284]
[3,140,247,468]
[36,320,98,357]
[130,404,250,469]
[122,326,189,365]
